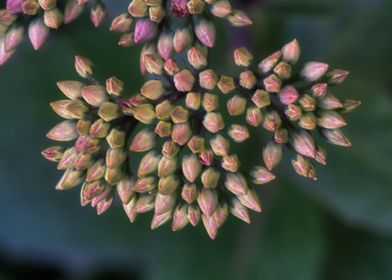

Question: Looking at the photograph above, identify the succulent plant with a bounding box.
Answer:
[2,0,361,239]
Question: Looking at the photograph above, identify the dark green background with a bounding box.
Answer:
[0,0,391,279]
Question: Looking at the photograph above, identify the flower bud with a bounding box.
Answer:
[157,156,177,177]
[263,111,281,131]
[56,80,84,100]
[163,58,180,75]
[158,175,180,194]
[251,166,275,185]
[110,13,133,33]
[315,146,327,165]
[44,8,64,29]
[182,154,202,183]
[170,105,189,123]
[202,93,218,112]
[321,128,351,147]
[318,111,346,129]
[174,69,195,92]
[228,124,249,143]
[299,94,316,112]
[274,128,288,144]
[299,112,317,130]
[75,55,93,78]
[239,70,257,89]
[195,19,215,48]
[301,62,329,82]
[7,0,24,14]
[98,102,120,122]
[57,147,77,170]
[96,191,115,215]
[172,205,189,231]
[75,135,100,153]
[170,0,188,17]
[227,95,246,116]
[75,153,93,170]
[56,169,83,190]
[144,53,164,75]
[155,192,176,215]
[106,76,124,96]
[327,69,349,84]
[199,150,214,166]
[149,6,165,23]
[227,10,252,27]
[221,154,240,172]
[234,47,253,67]
[128,0,148,17]
[155,121,172,137]
[187,45,207,69]
[282,39,300,64]
[5,25,24,52]
[279,85,299,105]
[173,27,192,53]
[141,79,165,100]
[172,123,192,145]
[106,129,125,149]
[135,194,155,213]
[130,129,155,152]
[291,130,316,158]
[211,0,232,17]
[137,151,160,177]
[118,33,134,47]
[187,0,204,14]
[22,1,40,15]
[210,134,230,156]
[182,183,197,203]
[318,94,343,110]
[238,189,261,212]
[230,197,250,223]
[340,99,361,114]
[187,204,201,226]
[291,154,310,178]
[273,61,292,80]
[311,83,328,97]
[263,74,282,93]
[252,89,270,108]
[201,168,220,189]
[185,91,201,110]
[285,104,302,121]
[217,75,235,94]
[199,69,218,90]
[198,189,218,217]
[90,3,106,28]
[203,112,224,133]
[202,214,218,239]
[133,176,156,192]
[106,148,127,168]
[187,135,204,153]
[117,178,135,204]
[123,196,137,222]
[64,0,84,24]
[81,180,106,205]
[47,121,78,141]
[157,32,173,60]
[134,104,156,124]
[156,100,173,120]
[89,119,110,138]
[258,51,281,74]
[263,141,282,170]
[246,107,263,127]
[162,141,179,158]
[225,173,248,195]
[42,146,64,162]
[81,85,107,107]
[86,159,106,182]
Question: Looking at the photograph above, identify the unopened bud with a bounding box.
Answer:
[340,99,361,114]
[130,129,155,152]
[203,112,224,133]
[4,25,24,52]
[42,146,64,162]
[198,188,218,217]
[182,154,202,183]
[185,91,201,110]
[318,94,343,110]
[285,104,302,121]
[199,150,214,166]
[291,130,316,158]
[274,128,288,144]
[202,92,218,112]
[110,13,133,33]
[211,0,232,17]
[90,3,106,28]
[301,62,329,82]
[149,5,165,23]
[227,10,252,27]
[327,69,349,84]
[44,8,63,29]
[187,135,204,153]
[128,0,148,17]
[187,0,204,14]
[157,156,177,177]
[133,176,156,192]
[238,189,261,212]
[263,111,281,131]
[117,178,135,204]
[141,79,165,100]
[173,27,192,53]
[199,69,218,90]
[187,45,207,69]
[273,61,292,80]
[263,74,282,93]
[210,134,230,156]
[57,147,77,170]
[299,112,317,130]
[234,47,253,67]
[230,197,250,223]
[282,39,301,64]
[217,75,235,94]
[158,175,180,194]
[155,192,176,215]
[172,123,192,145]
[106,76,124,96]
[172,205,189,231]
[221,154,240,172]
[321,128,351,147]
[246,107,263,127]
[162,141,179,158]
[228,124,249,143]
[239,70,257,89]
[225,173,248,195]
[174,69,195,92]
[144,53,164,74]
[86,159,106,182]
[263,141,282,170]
[56,80,84,100]
[75,55,93,78]
[299,94,316,112]
[227,95,246,116]
[252,89,270,108]
[195,19,215,48]
[64,0,84,24]
[187,204,201,226]
[318,111,346,129]
[258,51,281,74]
[47,121,78,141]
[157,32,173,60]
[201,168,220,189]
[81,85,107,107]
[251,166,275,185]
[134,104,156,124]
[311,83,328,97]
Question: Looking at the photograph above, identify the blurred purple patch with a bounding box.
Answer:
[6,0,24,14]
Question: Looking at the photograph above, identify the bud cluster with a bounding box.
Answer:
[1,0,106,65]
[40,0,360,239]
[223,39,360,180]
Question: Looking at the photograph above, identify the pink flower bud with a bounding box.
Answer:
[195,19,215,48]
[28,19,49,50]
[134,19,158,44]
[7,0,24,14]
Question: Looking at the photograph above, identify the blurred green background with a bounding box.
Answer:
[1,0,392,279]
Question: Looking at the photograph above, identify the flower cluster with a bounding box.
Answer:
[0,0,106,65]
[31,0,360,239]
